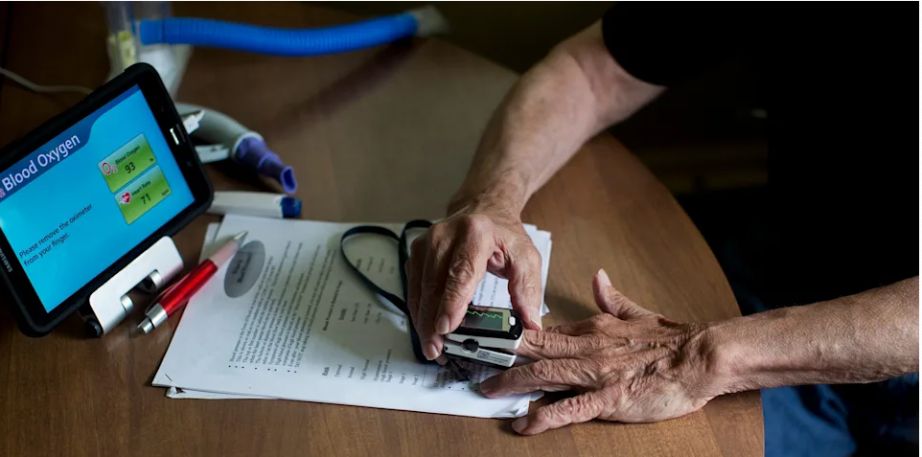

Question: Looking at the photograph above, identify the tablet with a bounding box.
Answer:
[0,63,212,336]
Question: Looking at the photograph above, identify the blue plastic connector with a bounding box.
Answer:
[280,196,302,218]
[236,137,297,194]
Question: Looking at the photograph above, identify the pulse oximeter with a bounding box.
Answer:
[443,306,524,367]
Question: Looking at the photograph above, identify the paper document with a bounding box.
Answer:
[154,215,551,418]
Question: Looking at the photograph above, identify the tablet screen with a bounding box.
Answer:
[0,85,194,313]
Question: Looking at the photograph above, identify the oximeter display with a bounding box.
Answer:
[461,307,511,332]
[0,85,194,313]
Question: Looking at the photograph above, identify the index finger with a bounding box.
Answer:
[434,228,494,336]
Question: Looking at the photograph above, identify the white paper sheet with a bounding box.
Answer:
[155,215,551,417]
[166,223,268,400]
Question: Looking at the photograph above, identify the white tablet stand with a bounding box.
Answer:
[79,237,184,336]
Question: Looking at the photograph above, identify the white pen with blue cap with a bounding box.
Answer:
[208,191,302,219]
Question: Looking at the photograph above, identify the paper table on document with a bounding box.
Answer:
[154,215,551,418]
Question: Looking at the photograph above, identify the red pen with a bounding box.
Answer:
[137,231,247,334]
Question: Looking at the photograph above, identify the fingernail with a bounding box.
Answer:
[436,315,451,335]
[596,268,612,287]
[426,342,440,360]
[511,417,529,434]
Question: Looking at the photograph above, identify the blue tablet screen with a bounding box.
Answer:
[0,86,194,312]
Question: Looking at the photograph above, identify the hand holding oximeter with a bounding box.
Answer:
[0,64,212,336]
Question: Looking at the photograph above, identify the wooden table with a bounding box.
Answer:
[0,3,762,456]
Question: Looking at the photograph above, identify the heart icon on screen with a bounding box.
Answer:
[119,192,131,204]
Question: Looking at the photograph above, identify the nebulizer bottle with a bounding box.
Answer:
[105,1,190,97]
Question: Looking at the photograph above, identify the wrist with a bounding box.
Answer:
[447,179,529,220]
[695,318,758,398]
[674,323,725,402]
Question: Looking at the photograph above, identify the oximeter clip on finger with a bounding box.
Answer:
[443,306,524,368]
[0,63,212,336]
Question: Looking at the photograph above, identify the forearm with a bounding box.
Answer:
[704,277,919,396]
[449,22,663,216]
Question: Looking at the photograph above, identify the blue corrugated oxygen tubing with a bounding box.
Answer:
[138,7,446,56]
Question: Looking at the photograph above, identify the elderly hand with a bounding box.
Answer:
[406,204,543,361]
[479,269,717,435]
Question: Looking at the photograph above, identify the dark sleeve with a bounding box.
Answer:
[601,3,751,86]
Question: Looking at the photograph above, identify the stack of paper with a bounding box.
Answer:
[153,214,552,418]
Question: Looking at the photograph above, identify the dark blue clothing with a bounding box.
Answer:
[681,186,918,456]
[762,377,919,457]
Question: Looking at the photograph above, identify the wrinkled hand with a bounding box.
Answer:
[406,206,543,361]
[479,269,716,435]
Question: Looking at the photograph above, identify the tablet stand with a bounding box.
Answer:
[80,236,184,336]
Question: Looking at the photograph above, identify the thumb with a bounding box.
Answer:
[592,269,656,320]
[507,242,543,329]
